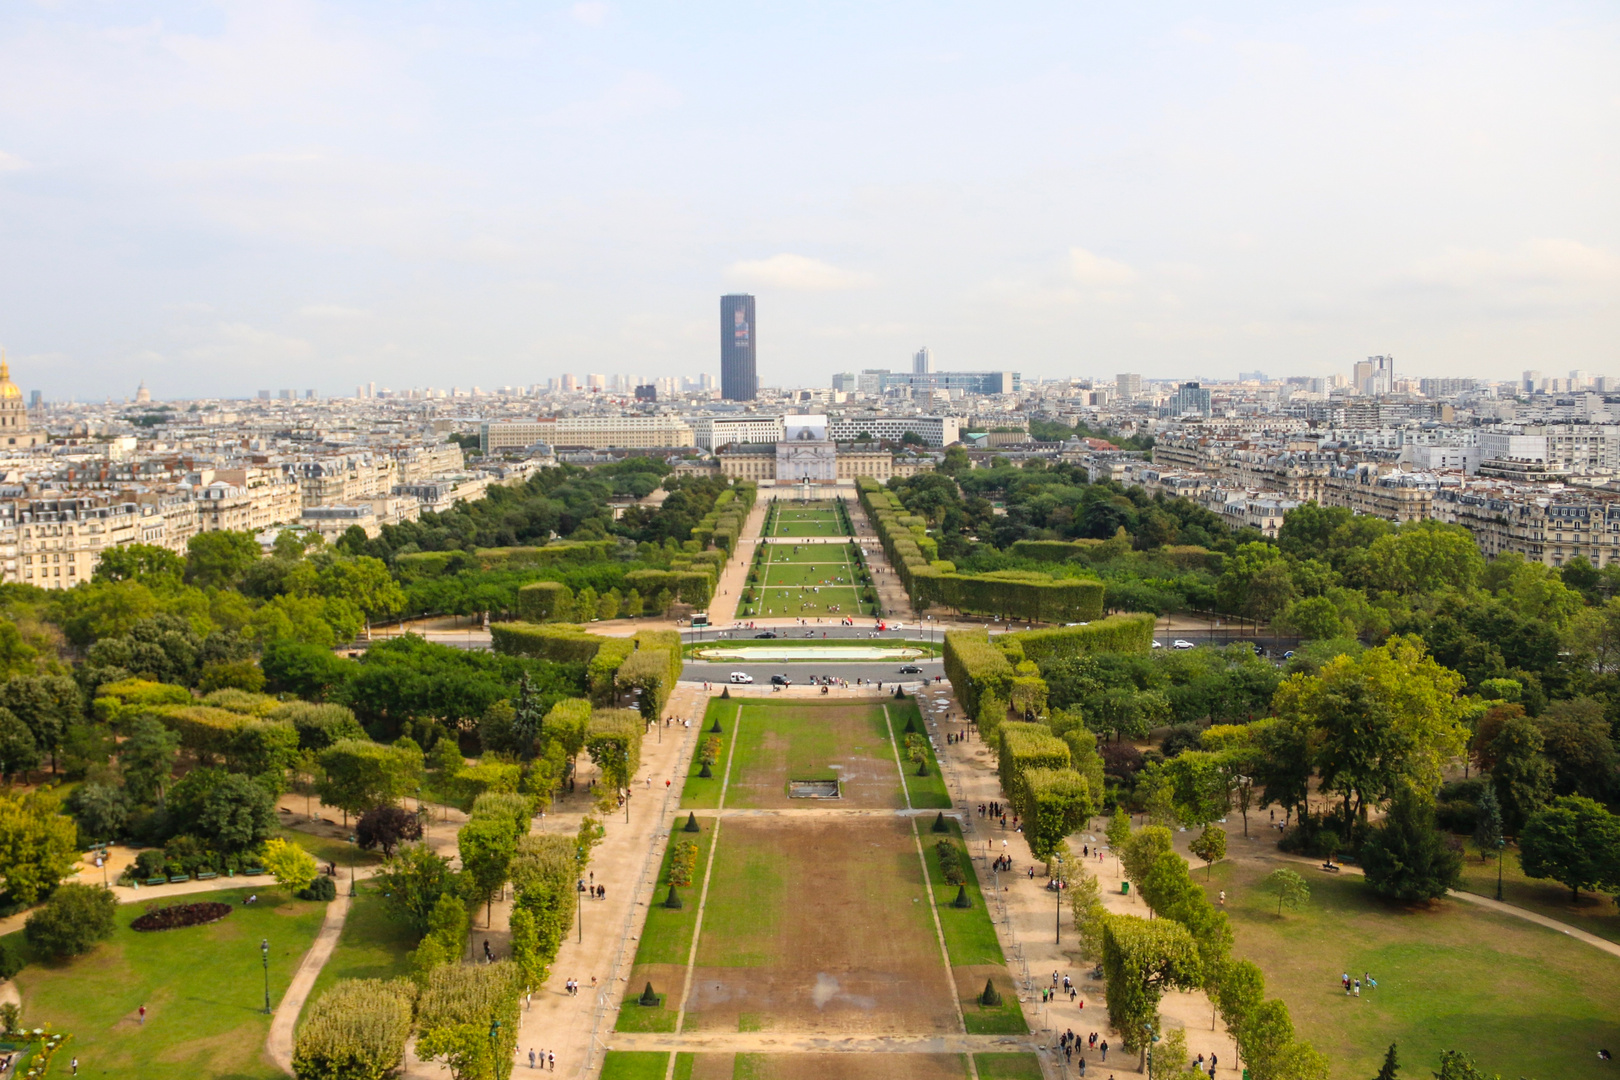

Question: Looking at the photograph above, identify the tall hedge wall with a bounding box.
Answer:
[1003,613,1155,662]
[1008,538,1107,562]
[942,629,1015,731]
[516,581,572,622]
[997,722,1071,808]
[622,569,714,609]
[293,977,416,1080]
[490,622,604,664]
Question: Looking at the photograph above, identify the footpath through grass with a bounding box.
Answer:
[13,885,326,1080]
[1453,842,1620,944]
[300,879,415,1023]
[1206,857,1620,1080]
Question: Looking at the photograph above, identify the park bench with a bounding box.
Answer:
[1320,862,1341,873]
[196,871,218,880]
[168,874,190,883]
[144,876,167,886]
[244,866,265,876]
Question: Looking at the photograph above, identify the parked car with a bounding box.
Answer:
[1282,650,1296,660]
[898,664,922,674]
[770,674,791,686]
[754,631,778,639]
[1152,640,1165,649]
[729,672,754,684]
[1172,639,1196,650]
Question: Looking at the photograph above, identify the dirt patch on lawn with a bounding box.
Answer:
[686,817,956,1034]
[731,1054,969,1080]
[727,704,902,809]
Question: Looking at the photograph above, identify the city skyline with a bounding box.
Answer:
[0,3,1615,398]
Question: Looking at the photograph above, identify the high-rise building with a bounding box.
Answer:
[1523,370,1542,394]
[1116,373,1142,399]
[721,294,757,401]
[1167,382,1211,417]
[587,374,606,390]
[913,347,932,375]
[1355,355,1395,396]
[699,373,715,391]
[560,374,579,392]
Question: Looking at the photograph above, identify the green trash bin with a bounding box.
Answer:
[1121,881,1130,895]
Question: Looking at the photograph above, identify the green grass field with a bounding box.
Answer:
[1204,857,1620,1080]
[13,886,326,1080]
[888,699,952,810]
[922,820,1026,1034]
[618,814,718,1032]
[766,502,849,537]
[1453,842,1620,944]
[973,1053,1043,1080]
[681,698,737,809]
[300,880,416,1022]
[601,1050,671,1080]
[738,540,874,619]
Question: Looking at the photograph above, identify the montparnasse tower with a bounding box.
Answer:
[0,353,47,448]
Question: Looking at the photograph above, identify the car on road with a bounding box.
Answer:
[754,631,778,639]
[728,672,754,684]
[1282,650,1296,660]
[770,674,791,686]
[1172,639,1196,650]
[1152,640,1164,649]
[897,664,922,674]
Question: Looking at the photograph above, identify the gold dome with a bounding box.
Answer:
[0,356,19,402]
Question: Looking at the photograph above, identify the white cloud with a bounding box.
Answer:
[0,151,28,173]
[299,304,371,320]
[726,253,875,291]
[571,3,610,27]
[1069,247,1139,287]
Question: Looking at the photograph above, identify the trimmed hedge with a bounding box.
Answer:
[997,722,1070,808]
[1019,767,1093,861]
[1002,613,1155,662]
[585,708,643,788]
[516,581,573,622]
[1008,539,1107,563]
[491,623,605,664]
[614,648,674,720]
[512,833,580,969]
[623,569,714,609]
[293,977,417,1080]
[943,629,1015,732]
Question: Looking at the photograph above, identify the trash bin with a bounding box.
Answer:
[1121,881,1130,895]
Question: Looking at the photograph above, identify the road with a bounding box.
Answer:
[681,659,947,685]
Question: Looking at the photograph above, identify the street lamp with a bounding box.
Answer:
[1496,836,1506,901]
[576,877,586,943]
[1054,867,1064,945]
[261,939,271,1014]
[488,1018,501,1068]
[1143,1024,1159,1077]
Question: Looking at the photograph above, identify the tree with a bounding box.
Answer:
[1374,1042,1399,1080]
[185,530,261,589]
[1360,789,1462,903]
[0,675,82,774]
[1434,1050,1503,1080]
[358,804,426,857]
[24,883,117,958]
[0,791,79,904]
[1106,805,1131,852]
[459,814,519,927]
[317,739,420,825]
[1099,914,1203,1054]
[261,836,320,893]
[1120,825,1174,886]
[93,543,185,587]
[197,773,277,853]
[1188,825,1227,878]
[412,890,471,980]
[0,708,39,782]
[120,717,180,806]
[1518,795,1620,903]
[1167,752,1229,827]
[1472,785,1503,861]
[508,905,546,991]
[1264,868,1310,917]
[68,782,129,841]
[1019,768,1093,861]
[1147,1026,1188,1079]
[1489,716,1554,835]
[379,843,458,938]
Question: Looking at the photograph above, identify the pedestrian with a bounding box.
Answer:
[530,1049,537,1069]
[1354,978,1361,997]
[70,1058,78,1076]
[549,1051,556,1071]
[1100,1039,1108,1061]
[139,1004,146,1025]
[1218,890,1225,907]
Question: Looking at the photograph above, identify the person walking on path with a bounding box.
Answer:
[548,1051,556,1071]
[1100,1039,1108,1061]
[530,1049,537,1069]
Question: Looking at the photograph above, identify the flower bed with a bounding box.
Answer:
[130,901,233,932]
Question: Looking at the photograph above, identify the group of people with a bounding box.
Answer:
[1057,1029,1110,1071]
[527,1048,554,1070]
[1342,971,1377,996]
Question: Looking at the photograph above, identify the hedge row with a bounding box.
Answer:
[293,977,417,1080]
[585,708,643,789]
[396,540,617,580]
[695,482,757,554]
[511,832,582,976]
[997,723,1071,809]
[1000,614,1156,663]
[1008,539,1108,562]
[942,630,1015,733]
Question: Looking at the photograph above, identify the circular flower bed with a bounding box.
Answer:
[130,901,233,932]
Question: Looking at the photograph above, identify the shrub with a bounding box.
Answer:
[130,901,233,932]
[293,977,417,1080]
[25,883,118,956]
[935,840,965,886]
[357,805,426,857]
[668,839,699,887]
[298,876,339,902]
[0,936,25,980]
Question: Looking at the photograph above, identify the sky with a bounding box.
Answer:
[0,1,1616,400]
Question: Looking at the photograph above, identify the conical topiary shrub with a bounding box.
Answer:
[916,760,929,777]
[903,715,917,735]
[952,884,972,909]
[663,884,683,909]
[710,717,723,733]
[698,760,713,778]
[931,812,948,833]
[980,978,1001,1007]
[683,812,701,833]
[720,686,731,699]
[639,981,660,1006]
[893,685,906,700]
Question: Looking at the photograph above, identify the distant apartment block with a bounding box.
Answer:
[480,416,695,453]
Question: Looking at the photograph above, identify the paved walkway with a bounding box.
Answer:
[266,883,365,1073]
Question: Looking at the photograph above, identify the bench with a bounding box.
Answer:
[244,867,265,876]
[168,874,190,883]
[144,876,167,886]
[1320,863,1341,873]
[196,871,218,880]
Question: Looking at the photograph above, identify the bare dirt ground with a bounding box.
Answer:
[684,816,957,1036]
[719,1052,971,1080]
[725,703,903,810]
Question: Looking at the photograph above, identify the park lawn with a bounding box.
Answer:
[888,700,951,810]
[681,698,739,809]
[601,1050,670,1080]
[673,1052,696,1080]
[766,504,847,538]
[692,818,787,968]
[724,700,903,809]
[274,825,384,868]
[616,815,717,1032]
[973,1053,1043,1080]
[1453,842,1620,944]
[1204,857,1620,1080]
[922,820,1027,1035]
[13,885,326,1080]
[299,880,415,1023]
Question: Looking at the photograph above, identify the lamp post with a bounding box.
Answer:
[1055,867,1064,945]
[1143,1024,1159,1077]
[1496,836,1506,901]
[261,939,271,1014]
[488,1018,501,1070]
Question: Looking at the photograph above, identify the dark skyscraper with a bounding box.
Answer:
[720,294,756,401]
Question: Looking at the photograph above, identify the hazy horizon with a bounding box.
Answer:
[1,2,1615,399]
